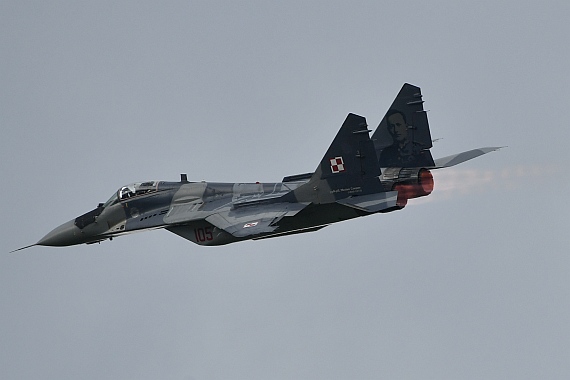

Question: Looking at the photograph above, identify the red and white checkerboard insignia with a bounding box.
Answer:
[243,221,259,228]
[330,156,345,173]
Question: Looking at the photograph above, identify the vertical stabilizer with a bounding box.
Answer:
[293,113,383,204]
[372,83,435,167]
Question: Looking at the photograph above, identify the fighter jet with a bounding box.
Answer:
[13,84,501,251]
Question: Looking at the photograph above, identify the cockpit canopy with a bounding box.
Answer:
[103,181,159,208]
[118,181,159,200]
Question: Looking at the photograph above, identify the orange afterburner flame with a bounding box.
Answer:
[393,169,434,207]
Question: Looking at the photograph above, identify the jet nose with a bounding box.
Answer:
[37,220,85,247]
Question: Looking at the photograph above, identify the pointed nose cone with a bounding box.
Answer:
[37,220,85,247]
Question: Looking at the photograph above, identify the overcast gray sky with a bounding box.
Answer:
[2,1,569,379]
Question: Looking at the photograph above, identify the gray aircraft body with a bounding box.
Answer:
[14,84,501,251]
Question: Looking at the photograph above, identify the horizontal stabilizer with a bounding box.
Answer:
[336,191,398,213]
[433,147,503,168]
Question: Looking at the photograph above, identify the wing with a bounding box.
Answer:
[165,201,308,239]
[206,203,308,237]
